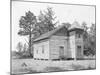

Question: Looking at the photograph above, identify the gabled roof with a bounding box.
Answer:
[33,24,68,42]
[33,21,83,42]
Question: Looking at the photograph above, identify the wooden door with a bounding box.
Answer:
[59,46,64,59]
[77,46,82,58]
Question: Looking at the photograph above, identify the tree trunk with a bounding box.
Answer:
[29,33,33,57]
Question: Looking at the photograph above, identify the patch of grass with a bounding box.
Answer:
[12,67,41,74]
[44,67,64,72]
[86,65,95,70]
[71,64,85,70]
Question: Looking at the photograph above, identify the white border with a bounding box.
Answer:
[0,0,99,75]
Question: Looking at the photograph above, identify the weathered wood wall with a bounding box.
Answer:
[69,31,76,59]
[75,31,84,59]
[33,40,50,59]
[49,35,72,59]
[33,26,84,60]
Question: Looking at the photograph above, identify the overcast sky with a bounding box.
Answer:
[12,1,95,51]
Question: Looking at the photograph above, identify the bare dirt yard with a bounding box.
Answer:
[11,59,96,74]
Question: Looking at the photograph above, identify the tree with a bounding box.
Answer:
[37,7,58,36]
[81,22,90,56]
[18,11,37,57]
[16,42,23,53]
[82,22,96,56]
[89,23,96,37]
[82,22,88,31]
[89,23,96,55]
[23,43,27,52]
[81,22,89,49]
[82,22,89,40]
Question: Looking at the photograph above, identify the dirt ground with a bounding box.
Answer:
[11,59,96,74]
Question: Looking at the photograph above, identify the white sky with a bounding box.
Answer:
[12,1,95,51]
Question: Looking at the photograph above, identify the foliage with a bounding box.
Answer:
[23,43,28,52]
[89,23,96,36]
[82,22,96,56]
[18,8,58,56]
[18,11,37,36]
[82,22,89,41]
[18,11,37,57]
[37,7,58,36]
[82,22,88,31]
[88,23,96,55]
[16,42,23,53]
[14,42,31,58]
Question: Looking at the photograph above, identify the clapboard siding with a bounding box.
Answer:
[75,34,84,59]
[69,34,76,58]
[49,35,71,59]
[33,23,84,60]
[33,40,50,59]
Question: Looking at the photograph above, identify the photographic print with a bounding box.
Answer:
[11,0,96,74]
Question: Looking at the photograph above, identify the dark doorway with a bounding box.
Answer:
[59,46,64,59]
[77,46,82,58]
